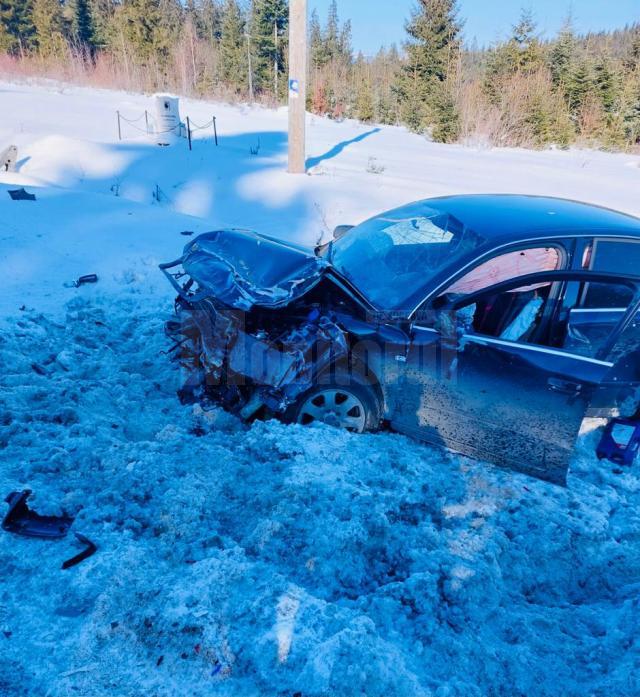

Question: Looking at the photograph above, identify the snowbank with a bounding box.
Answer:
[1,80,640,696]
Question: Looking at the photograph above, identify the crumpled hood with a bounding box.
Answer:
[169,229,328,310]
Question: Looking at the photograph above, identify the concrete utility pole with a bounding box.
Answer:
[287,0,307,174]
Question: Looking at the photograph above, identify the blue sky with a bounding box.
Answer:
[309,0,640,54]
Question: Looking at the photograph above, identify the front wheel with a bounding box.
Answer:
[288,370,381,433]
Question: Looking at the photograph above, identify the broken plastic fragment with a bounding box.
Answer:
[2,490,74,538]
[64,274,99,289]
[62,532,97,569]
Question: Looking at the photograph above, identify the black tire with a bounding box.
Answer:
[285,368,381,433]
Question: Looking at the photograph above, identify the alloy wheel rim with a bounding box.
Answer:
[297,389,367,433]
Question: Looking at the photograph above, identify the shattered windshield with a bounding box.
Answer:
[332,204,485,310]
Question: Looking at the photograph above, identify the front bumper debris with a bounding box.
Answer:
[2,490,74,539]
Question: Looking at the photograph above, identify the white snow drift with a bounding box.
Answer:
[1,80,640,697]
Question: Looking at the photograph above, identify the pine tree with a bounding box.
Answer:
[325,0,339,59]
[623,27,640,72]
[250,0,288,97]
[356,81,374,122]
[511,9,543,71]
[309,1,350,69]
[567,57,593,115]
[396,0,462,140]
[0,0,36,54]
[309,8,327,68]
[524,75,574,148]
[156,0,183,53]
[431,86,459,142]
[550,19,576,87]
[339,17,352,61]
[485,8,543,90]
[622,70,640,144]
[88,0,116,50]
[593,56,620,113]
[192,0,222,42]
[71,0,96,52]
[375,45,401,124]
[32,0,67,58]
[219,0,247,93]
[354,55,374,122]
[113,0,174,62]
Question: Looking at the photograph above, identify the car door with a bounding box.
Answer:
[391,271,640,485]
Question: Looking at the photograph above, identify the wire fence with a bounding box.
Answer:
[116,110,219,150]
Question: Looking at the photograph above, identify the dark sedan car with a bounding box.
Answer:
[161,195,640,485]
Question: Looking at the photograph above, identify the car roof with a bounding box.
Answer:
[387,194,640,242]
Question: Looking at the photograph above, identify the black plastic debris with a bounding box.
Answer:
[2,490,74,538]
[76,274,98,286]
[62,532,97,569]
[7,188,36,201]
[180,230,194,236]
[64,274,99,289]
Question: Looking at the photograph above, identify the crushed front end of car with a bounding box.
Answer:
[160,229,350,419]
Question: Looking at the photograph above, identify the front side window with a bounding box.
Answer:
[456,283,554,344]
[448,278,637,360]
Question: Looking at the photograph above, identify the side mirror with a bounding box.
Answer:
[333,224,354,241]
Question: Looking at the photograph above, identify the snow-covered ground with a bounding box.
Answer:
[1,79,640,696]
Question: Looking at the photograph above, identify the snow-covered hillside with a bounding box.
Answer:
[1,80,640,696]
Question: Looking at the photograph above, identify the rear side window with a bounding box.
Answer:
[590,239,640,276]
[444,246,563,296]
[583,239,640,307]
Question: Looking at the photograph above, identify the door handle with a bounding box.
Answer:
[547,377,582,395]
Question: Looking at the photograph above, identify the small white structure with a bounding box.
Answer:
[0,144,17,172]
[153,94,182,146]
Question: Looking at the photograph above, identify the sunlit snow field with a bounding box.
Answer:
[1,80,640,696]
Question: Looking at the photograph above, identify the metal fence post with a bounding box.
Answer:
[187,116,192,151]
[144,110,149,134]
[213,116,218,146]
[117,111,121,141]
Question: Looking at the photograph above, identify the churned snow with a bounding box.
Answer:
[1,79,640,696]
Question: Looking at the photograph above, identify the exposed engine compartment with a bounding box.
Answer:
[163,281,365,419]
[160,228,376,419]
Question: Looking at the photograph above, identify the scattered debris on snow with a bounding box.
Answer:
[2,489,73,538]
[64,273,99,289]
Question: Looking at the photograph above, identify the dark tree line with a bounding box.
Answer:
[1,0,639,150]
